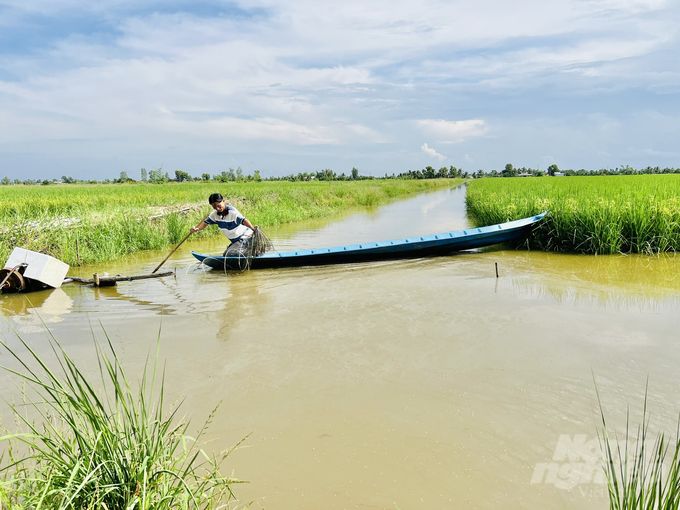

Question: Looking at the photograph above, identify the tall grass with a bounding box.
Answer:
[0,330,242,509]
[0,179,461,265]
[597,384,680,509]
[466,175,680,254]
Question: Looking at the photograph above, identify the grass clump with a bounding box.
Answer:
[597,384,680,510]
[0,330,242,509]
[466,175,680,254]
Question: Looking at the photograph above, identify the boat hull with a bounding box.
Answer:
[192,212,546,270]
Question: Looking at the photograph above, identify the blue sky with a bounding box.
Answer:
[1,0,679,179]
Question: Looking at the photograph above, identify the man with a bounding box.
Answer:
[191,193,257,257]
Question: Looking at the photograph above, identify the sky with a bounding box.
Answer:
[0,0,679,180]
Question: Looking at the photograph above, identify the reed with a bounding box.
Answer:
[0,331,242,509]
[597,385,680,510]
[0,179,460,265]
[466,175,680,254]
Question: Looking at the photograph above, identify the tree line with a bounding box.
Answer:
[3,164,680,186]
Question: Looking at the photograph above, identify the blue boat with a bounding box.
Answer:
[192,212,547,270]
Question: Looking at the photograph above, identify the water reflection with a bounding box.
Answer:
[489,251,680,311]
[0,288,73,333]
[270,184,471,250]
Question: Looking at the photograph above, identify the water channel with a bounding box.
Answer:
[2,185,680,509]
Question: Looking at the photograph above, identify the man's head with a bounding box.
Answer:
[208,193,226,213]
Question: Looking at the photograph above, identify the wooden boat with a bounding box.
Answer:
[192,212,547,270]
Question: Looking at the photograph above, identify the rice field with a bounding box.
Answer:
[466,175,680,254]
[0,179,460,266]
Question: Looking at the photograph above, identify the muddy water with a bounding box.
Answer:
[2,185,680,509]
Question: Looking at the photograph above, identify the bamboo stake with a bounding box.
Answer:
[152,231,193,273]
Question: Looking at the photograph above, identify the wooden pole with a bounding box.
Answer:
[152,231,193,274]
[68,270,174,286]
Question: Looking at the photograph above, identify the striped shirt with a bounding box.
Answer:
[205,206,253,241]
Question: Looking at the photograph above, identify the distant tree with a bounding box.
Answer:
[140,168,148,181]
[547,164,559,176]
[351,167,359,180]
[118,171,129,183]
[214,170,233,182]
[174,169,191,182]
[316,169,337,180]
[201,172,211,181]
[235,167,243,181]
[1,176,10,185]
[252,169,262,181]
[61,175,76,184]
[502,163,516,177]
[148,168,167,183]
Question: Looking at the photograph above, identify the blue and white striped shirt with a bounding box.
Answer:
[205,206,253,241]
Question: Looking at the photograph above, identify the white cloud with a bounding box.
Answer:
[421,143,446,162]
[417,119,488,143]
[0,0,679,177]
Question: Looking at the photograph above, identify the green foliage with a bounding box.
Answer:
[115,171,136,184]
[174,170,191,182]
[148,169,168,184]
[502,163,516,177]
[466,175,680,254]
[0,331,241,509]
[597,385,680,510]
[397,165,466,179]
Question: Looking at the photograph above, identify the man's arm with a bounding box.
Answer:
[242,218,257,231]
[190,220,208,234]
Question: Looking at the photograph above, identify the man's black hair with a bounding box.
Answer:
[208,193,223,204]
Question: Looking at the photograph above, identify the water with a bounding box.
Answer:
[2,185,680,509]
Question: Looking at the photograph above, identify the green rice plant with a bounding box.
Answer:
[0,330,243,509]
[596,385,680,510]
[0,179,461,265]
[466,175,680,254]
[165,213,187,244]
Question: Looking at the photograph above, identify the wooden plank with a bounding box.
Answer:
[66,271,174,286]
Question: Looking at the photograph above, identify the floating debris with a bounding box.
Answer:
[1,248,69,293]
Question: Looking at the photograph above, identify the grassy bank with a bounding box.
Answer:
[0,179,461,266]
[0,333,240,509]
[466,175,680,254]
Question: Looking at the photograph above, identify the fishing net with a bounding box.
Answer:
[221,227,275,272]
[247,227,275,258]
